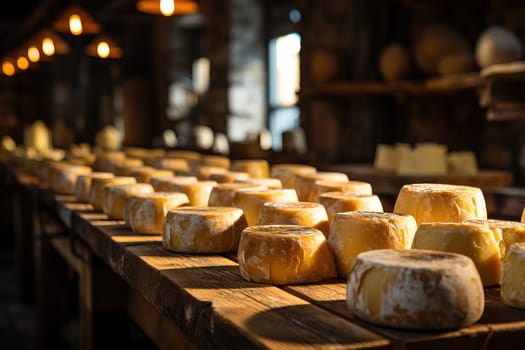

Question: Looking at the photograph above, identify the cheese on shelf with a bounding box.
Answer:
[501,243,525,309]
[294,172,349,201]
[310,180,373,202]
[48,163,92,195]
[93,151,126,172]
[238,225,337,284]
[201,155,231,169]
[464,218,525,257]
[151,158,190,173]
[271,163,317,189]
[208,183,266,207]
[170,180,218,206]
[103,183,155,220]
[131,168,174,183]
[163,207,247,253]
[412,222,501,286]
[328,211,417,278]
[89,176,137,211]
[150,176,198,192]
[347,249,484,330]
[231,159,270,179]
[75,172,114,202]
[257,202,329,237]
[209,171,251,183]
[192,165,228,180]
[319,192,384,228]
[232,189,299,226]
[234,177,283,189]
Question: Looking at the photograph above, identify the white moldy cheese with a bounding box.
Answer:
[103,183,154,220]
[75,172,114,202]
[48,163,92,195]
[89,176,137,211]
[501,243,525,309]
[163,207,247,253]
[412,222,501,287]
[237,225,337,285]
[394,183,487,225]
[328,211,417,278]
[207,183,266,207]
[347,249,484,330]
[232,189,299,226]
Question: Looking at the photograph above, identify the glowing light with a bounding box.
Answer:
[17,56,29,70]
[97,41,110,58]
[2,61,15,76]
[160,0,175,16]
[42,37,56,56]
[69,14,83,35]
[27,46,40,62]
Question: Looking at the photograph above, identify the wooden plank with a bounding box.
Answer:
[50,236,83,274]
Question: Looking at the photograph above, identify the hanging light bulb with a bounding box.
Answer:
[137,0,198,16]
[86,35,122,59]
[53,5,101,35]
[1,60,15,76]
[69,14,83,35]
[160,0,175,16]
[42,37,56,56]
[27,46,40,63]
[97,41,110,58]
[16,56,29,70]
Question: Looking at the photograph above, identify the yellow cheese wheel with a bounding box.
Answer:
[48,163,92,195]
[502,243,525,309]
[238,225,337,285]
[347,249,484,330]
[209,171,251,183]
[234,177,282,189]
[231,159,270,179]
[131,168,174,183]
[328,212,417,278]
[318,192,384,227]
[89,176,137,211]
[103,183,155,220]
[394,183,487,225]
[521,207,525,222]
[294,172,349,201]
[310,180,373,202]
[166,150,202,162]
[125,192,189,234]
[116,165,150,177]
[412,222,501,286]
[201,155,231,169]
[93,151,126,172]
[150,176,198,192]
[271,163,317,188]
[465,218,525,257]
[257,202,329,237]
[170,181,218,206]
[75,172,114,202]
[163,207,247,253]
[151,158,190,173]
[208,183,266,207]
[232,189,299,226]
[193,165,228,180]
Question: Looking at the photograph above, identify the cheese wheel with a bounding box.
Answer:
[238,225,337,285]
[93,151,126,172]
[294,172,349,201]
[234,177,282,189]
[232,189,299,226]
[271,163,317,188]
[166,150,201,162]
[75,172,114,202]
[150,176,198,192]
[231,159,270,179]
[170,181,217,206]
[257,202,329,237]
[521,207,525,223]
[464,219,525,257]
[202,155,231,169]
[163,207,247,253]
[131,168,174,183]
[310,180,372,202]
[193,165,228,180]
[329,212,417,278]
[117,165,151,176]
[209,171,251,183]
[151,158,190,173]
[319,192,384,227]
[502,243,525,309]
[125,192,189,234]
[208,183,266,207]
[412,222,501,286]
[89,176,137,211]
[103,183,155,219]
[394,183,487,225]
[373,144,396,171]
[48,163,92,194]
[347,249,484,330]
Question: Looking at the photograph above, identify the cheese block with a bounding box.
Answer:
[231,159,270,179]
[125,192,189,234]
[257,202,330,237]
[397,143,447,176]
[465,218,525,258]
[328,212,417,278]
[232,189,299,226]
[394,183,487,225]
[170,180,218,206]
[209,171,251,183]
[89,176,137,211]
[270,163,317,188]
[131,168,174,183]
[412,222,501,286]
[234,177,282,189]
[93,151,126,172]
[48,163,92,195]
[103,183,155,220]
[319,192,384,227]
[208,183,266,207]
[373,144,396,171]
[501,243,525,309]
[163,207,247,253]
[347,249,484,330]
[202,155,231,169]
[310,180,373,202]
[151,158,190,173]
[238,225,337,285]
[193,165,228,180]
[448,151,478,175]
[150,176,198,192]
[75,172,114,202]
[294,172,349,201]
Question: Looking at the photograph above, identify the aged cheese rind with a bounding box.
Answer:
[231,159,270,179]
[270,163,317,189]
[294,172,349,201]
[208,183,266,207]
[75,172,114,202]
[163,207,247,253]
[238,225,337,285]
[150,176,198,192]
[89,176,137,210]
[234,177,283,189]
[501,243,525,309]
[319,192,384,227]
[103,183,155,219]
[170,181,218,206]
[465,218,525,257]
[48,163,92,195]
[209,171,251,183]
[347,249,484,330]
[232,189,299,226]
[310,180,372,202]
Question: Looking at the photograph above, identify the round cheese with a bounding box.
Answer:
[202,155,231,169]
[257,202,329,237]
[193,165,228,180]
[89,176,137,211]
[294,172,349,201]
[166,150,202,162]
[319,192,384,227]
[521,207,525,223]
[151,158,190,173]
[163,207,247,253]
[150,176,198,192]
[131,168,174,183]
[209,171,251,183]
[48,163,92,195]
[231,159,270,179]
[310,180,373,202]
[75,172,114,202]
[208,183,266,207]
[125,192,190,234]
[393,183,487,225]
[412,222,501,286]
[329,212,417,278]
[347,249,484,330]
[170,181,218,206]
[232,189,299,226]
[502,243,525,309]
[103,183,155,220]
[93,151,126,172]
[271,163,317,189]
[116,165,151,177]
[465,218,525,257]
[238,225,337,285]
[234,177,282,189]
